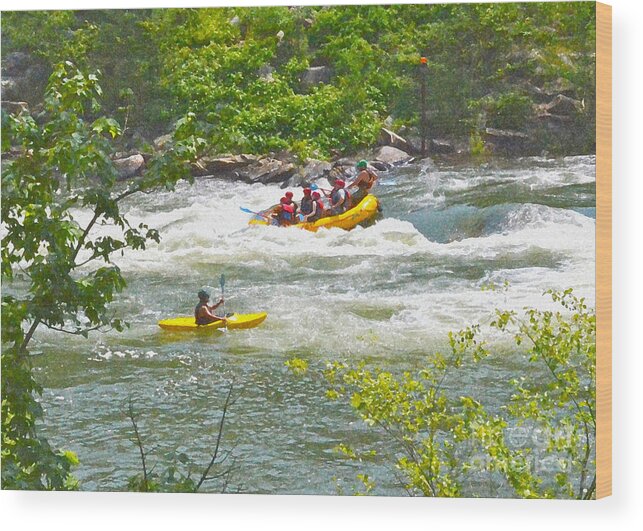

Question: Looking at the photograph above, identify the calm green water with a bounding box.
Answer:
[29,155,595,494]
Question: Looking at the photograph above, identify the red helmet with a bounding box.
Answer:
[335,179,345,187]
[285,191,294,198]
[303,188,312,195]
[312,191,321,199]
[280,196,288,203]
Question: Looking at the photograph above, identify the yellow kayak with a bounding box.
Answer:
[248,194,380,232]
[158,312,267,332]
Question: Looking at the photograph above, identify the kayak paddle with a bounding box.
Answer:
[219,273,226,318]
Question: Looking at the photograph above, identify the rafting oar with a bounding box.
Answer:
[240,206,270,220]
[309,183,332,193]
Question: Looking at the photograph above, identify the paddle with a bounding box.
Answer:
[309,183,332,193]
[240,206,270,220]
[219,273,226,318]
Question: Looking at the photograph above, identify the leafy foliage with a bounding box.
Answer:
[323,290,595,499]
[1,62,203,489]
[3,4,597,156]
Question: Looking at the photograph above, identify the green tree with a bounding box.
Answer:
[318,290,595,499]
[1,61,203,489]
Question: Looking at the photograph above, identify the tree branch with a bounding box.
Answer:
[195,382,235,491]
[127,397,150,492]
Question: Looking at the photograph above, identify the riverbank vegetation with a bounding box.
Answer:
[1,63,202,489]
[290,290,596,499]
[2,3,596,158]
[1,4,597,496]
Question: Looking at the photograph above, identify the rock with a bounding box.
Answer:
[301,66,332,88]
[302,18,314,28]
[544,94,584,116]
[1,101,29,115]
[258,64,275,82]
[378,127,413,153]
[284,158,332,188]
[2,52,31,75]
[302,159,332,181]
[1,78,19,101]
[276,30,285,42]
[229,16,240,26]
[383,115,394,128]
[429,138,455,155]
[369,161,390,172]
[372,146,413,166]
[245,158,296,184]
[193,154,259,177]
[483,128,529,155]
[153,133,173,150]
[113,153,145,180]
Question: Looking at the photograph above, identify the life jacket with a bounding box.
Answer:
[280,203,295,222]
[307,199,325,221]
[331,187,351,212]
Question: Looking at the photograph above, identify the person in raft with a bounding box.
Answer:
[299,188,313,219]
[195,290,226,326]
[302,191,325,222]
[284,191,298,218]
[327,179,351,215]
[348,159,378,204]
[277,196,296,226]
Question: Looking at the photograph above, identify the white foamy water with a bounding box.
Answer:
[27,155,596,493]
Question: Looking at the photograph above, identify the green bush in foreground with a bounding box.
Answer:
[1,62,202,489]
[291,289,595,499]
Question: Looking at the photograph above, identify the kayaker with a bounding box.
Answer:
[348,159,378,204]
[303,191,324,222]
[299,188,313,218]
[195,290,226,326]
[328,179,351,215]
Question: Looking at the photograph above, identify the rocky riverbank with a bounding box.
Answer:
[2,47,592,187]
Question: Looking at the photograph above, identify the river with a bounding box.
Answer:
[30,155,596,495]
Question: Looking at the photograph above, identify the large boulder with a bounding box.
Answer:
[193,154,259,176]
[244,158,296,184]
[301,66,332,88]
[378,127,413,153]
[1,52,49,104]
[372,145,413,166]
[483,128,529,155]
[113,153,145,180]
[429,138,456,155]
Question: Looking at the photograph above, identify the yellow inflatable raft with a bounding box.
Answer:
[248,194,380,232]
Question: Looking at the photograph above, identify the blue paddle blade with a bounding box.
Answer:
[310,183,318,190]
[240,207,254,214]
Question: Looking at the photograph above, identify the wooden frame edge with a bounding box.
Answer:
[595,1,612,499]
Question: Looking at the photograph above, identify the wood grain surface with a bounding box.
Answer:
[596,1,612,500]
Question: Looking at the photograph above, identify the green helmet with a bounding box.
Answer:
[357,160,368,169]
